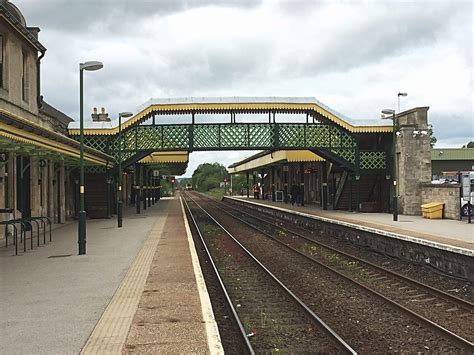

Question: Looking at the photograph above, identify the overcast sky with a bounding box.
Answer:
[18,0,473,177]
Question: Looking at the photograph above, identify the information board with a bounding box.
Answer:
[462,175,471,198]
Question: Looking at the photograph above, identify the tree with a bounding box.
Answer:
[461,141,474,148]
[191,163,229,192]
[429,128,437,147]
[231,174,248,195]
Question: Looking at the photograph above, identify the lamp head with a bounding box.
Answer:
[80,61,104,71]
[397,92,408,97]
[119,112,133,118]
[381,109,395,117]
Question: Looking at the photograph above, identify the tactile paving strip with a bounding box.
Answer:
[80,212,168,354]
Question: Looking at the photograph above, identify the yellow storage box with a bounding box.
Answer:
[420,202,444,219]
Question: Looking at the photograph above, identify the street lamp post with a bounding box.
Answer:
[117,111,133,228]
[78,61,103,255]
[382,109,398,221]
[397,92,407,113]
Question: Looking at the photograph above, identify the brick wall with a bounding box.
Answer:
[421,183,460,220]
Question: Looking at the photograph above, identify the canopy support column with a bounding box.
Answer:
[246,172,250,198]
[142,166,147,211]
[322,161,328,210]
[271,166,276,202]
[299,162,305,207]
[135,164,141,214]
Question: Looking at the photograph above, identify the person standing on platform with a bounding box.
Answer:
[253,184,261,199]
[290,182,299,206]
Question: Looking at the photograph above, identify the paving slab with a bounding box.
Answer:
[0,203,167,355]
[123,197,223,354]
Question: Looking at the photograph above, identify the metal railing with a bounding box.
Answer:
[1,216,52,256]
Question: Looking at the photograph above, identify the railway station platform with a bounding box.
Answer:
[224,196,473,279]
[0,197,222,354]
[226,196,473,252]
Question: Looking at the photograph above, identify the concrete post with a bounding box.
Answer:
[396,107,431,215]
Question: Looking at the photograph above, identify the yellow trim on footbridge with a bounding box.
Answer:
[68,101,392,136]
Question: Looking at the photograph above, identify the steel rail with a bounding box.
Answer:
[194,193,473,352]
[181,195,254,355]
[218,195,473,312]
[183,192,357,354]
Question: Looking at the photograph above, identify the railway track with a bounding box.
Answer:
[182,192,356,354]
[194,192,474,352]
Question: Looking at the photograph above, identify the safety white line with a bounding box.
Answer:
[180,196,224,355]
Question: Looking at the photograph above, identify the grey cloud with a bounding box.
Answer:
[279,2,470,77]
[17,0,262,32]
[274,0,327,14]
[17,0,470,154]
[429,112,473,141]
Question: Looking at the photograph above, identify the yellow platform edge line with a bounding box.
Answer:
[180,196,224,355]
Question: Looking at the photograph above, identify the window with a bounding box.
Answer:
[21,49,29,102]
[0,34,4,88]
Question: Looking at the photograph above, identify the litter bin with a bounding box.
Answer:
[420,202,444,219]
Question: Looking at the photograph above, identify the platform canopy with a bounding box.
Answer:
[228,150,324,174]
[0,109,113,166]
[137,151,188,176]
[138,151,188,164]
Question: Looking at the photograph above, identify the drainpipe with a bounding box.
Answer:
[36,49,46,109]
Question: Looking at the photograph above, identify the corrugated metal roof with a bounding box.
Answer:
[431,148,474,161]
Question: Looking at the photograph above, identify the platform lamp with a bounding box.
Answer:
[397,92,407,113]
[382,108,398,221]
[117,111,133,228]
[78,61,103,255]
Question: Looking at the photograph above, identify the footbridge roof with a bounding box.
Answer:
[68,97,392,135]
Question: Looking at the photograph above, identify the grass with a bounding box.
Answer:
[199,223,221,236]
[204,187,226,200]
